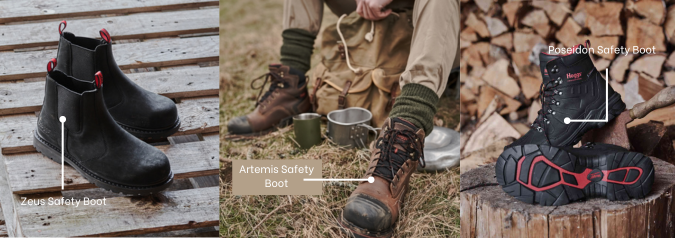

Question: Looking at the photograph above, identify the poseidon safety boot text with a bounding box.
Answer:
[340,118,425,238]
[54,21,180,140]
[227,64,311,136]
[34,61,173,195]
[495,143,654,206]
[510,41,626,148]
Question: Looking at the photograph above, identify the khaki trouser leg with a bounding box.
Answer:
[399,0,460,97]
[283,0,356,36]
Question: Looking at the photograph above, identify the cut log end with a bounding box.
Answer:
[461,158,675,238]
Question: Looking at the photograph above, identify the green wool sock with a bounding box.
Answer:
[280,28,316,74]
[389,83,440,135]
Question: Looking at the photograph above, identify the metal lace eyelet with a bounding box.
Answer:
[548,109,552,113]
[556,101,560,106]
[551,99,556,104]
[558,91,563,95]
[552,111,556,115]
[537,127,543,132]
[546,120,550,124]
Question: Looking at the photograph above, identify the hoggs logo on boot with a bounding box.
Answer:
[567,72,582,81]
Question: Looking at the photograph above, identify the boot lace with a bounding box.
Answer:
[532,77,562,144]
[372,127,425,182]
[250,71,286,107]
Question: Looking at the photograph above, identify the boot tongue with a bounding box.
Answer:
[372,118,422,182]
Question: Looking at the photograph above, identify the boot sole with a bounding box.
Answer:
[226,116,294,138]
[339,211,393,238]
[560,93,626,146]
[495,144,655,206]
[33,131,174,196]
[118,118,181,140]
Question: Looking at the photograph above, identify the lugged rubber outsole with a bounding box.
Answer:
[33,131,174,196]
[495,144,654,206]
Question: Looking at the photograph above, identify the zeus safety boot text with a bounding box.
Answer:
[227,64,311,136]
[510,41,626,148]
[340,118,425,238]
[54,21,180,140]
[495,143,654,206]
[33,60,173,195]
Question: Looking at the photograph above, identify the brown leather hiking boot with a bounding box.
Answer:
[227,64,311,136]
[340,117,426,238]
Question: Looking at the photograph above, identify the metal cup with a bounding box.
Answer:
[293,113,322,149]
[326,107,379,148]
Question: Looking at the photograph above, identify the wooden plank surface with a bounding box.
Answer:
[5,139,218,194]
[0,0,218,24]
[0,8,219,51]
[16,187,218,237]
[0,66,218,116]
[0,96,219,155]
[0,35,218,81]
[0,204,5,237]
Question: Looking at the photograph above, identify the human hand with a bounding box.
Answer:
[356,0,393,20]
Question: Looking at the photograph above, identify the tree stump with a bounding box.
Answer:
[460,158,675,238]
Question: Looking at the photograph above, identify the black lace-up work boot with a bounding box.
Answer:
[509,41,626,148]
[54,21,180,140]
[227,64,311,136]
[495,142,654,206]
[34,60,173,195]
[340,118,425,238]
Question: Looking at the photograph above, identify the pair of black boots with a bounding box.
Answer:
[496,42,655,206]
[33,21,180,195]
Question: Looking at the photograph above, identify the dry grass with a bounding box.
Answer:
[220,0,460,237]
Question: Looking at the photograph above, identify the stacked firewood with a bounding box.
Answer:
[459,0,675,173]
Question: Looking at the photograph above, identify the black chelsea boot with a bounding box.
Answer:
[53,21,180,140]
[34,59,174,195]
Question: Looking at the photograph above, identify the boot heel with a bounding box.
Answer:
[33,131,64,164]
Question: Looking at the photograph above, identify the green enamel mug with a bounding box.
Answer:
[293,113,322,149]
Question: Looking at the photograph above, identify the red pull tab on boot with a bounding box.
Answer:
[58,21,67,35]
[99,29,111,43]
[94,71,103,89]
[47,58,57,72]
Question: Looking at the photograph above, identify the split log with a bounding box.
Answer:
[466,12,490,38]
[665,5,675,44]
[460,27,479,42]
[626,0,666,25]
[519,75,542,99]
[521,10,550,37]
[584,36,620,60]
[481,59,521,97]
[530,1,569,26]
[460,158,675,238]
[484,17,508,37]
[463,113,520,154]
[490,32,513,51]
[556,17,583,47]
[638,75,665,101]
[460,137,515,174]
[626,17,667,52]
[572,0,589,28]
[474,0,492,13]
[664,71,675,86]
[477,85,521,118]
[528,100,542,124]
[464,42,490,68]
[513,32,545,53]
[630,54,667,79]
[502,2,521,27]
[628,120,675,164]
[610,54,636,83]
[585,1,625,36]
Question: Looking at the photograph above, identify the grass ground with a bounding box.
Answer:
[220,0,461,236]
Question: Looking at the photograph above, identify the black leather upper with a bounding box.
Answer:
[37,71,172,186]
[55,32,179,133]
[511,44,624,147]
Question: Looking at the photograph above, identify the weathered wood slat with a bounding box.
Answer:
[0,35,218,81]
[0,0,218,24]
[16,187,218,236]
[5,139,218,194]
[0,66,218,116]
[0,8,218,51]
[0,97,219,155]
